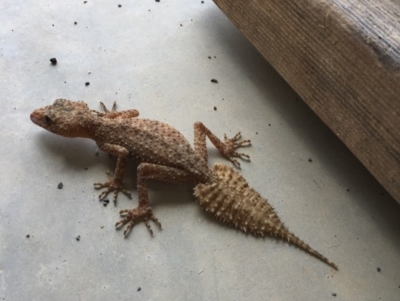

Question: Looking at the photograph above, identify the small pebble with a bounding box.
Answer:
[332,293,337,297]
[76,235,80,241]
[85,82,90,86]
[58,182,63,189]
[137,287,141,292]
[26,234,30,238]
[213,106,217,111]
[211,78,218,83]
[118,4,121,7]
[74,22,77,25]
[50,58,57,65]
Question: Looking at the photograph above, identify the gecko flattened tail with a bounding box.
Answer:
[194,163,338,270]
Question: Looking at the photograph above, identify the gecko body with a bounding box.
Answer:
[31,99,338,270]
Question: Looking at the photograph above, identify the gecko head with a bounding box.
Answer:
[30,99,92,138]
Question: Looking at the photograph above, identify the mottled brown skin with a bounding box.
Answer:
[30,99,250,235]
[31,99,337,270]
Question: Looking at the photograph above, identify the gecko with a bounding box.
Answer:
[30,99,338,270]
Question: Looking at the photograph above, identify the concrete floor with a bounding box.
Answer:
[1,1,399,300]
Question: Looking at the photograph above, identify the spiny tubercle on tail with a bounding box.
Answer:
[194,163,338,270]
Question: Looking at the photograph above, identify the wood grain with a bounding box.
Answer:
[213,0,400,204]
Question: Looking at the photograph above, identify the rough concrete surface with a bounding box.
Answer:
[0,1,399,301]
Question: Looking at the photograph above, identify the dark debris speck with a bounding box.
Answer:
[118,4,121,7]
[211,78,218,83]
[58,182,63,189]
[50,58,57,65]
[308,158,312,163]
[85,82,90,86]
[137,287,141,292]
[213,106,217,111]
[84,167,88,170]
[155,0,160,2]
[76,235,81,241]
[377,267,381,272]
[26,234,30,238]
[103,199,110,207]
[332,293,337,297]
[74,21,77,25]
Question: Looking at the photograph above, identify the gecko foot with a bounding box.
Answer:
[116,205,162,237]
[93,170,132,204]
[222,132,251,167]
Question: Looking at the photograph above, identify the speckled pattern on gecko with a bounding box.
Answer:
[31,99,338,270]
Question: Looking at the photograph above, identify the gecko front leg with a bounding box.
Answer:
[116,163,197,237]
[193,122,251,167]
[93,143,132,204]
[91,101,140,119]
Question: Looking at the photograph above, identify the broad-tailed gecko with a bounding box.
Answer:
[31,99,338,270]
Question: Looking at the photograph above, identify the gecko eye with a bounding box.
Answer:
[44,115,53,126]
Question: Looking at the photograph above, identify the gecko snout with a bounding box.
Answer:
[30,110,42,126]
[30,108,49,130]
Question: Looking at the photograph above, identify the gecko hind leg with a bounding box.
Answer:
[115,163,196,237]
[194,122,251,167]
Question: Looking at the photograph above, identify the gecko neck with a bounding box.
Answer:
[67,113,102,139]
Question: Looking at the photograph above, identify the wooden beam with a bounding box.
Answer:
[213,0,400,204]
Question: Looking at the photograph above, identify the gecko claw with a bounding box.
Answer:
[116,206,162,237]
